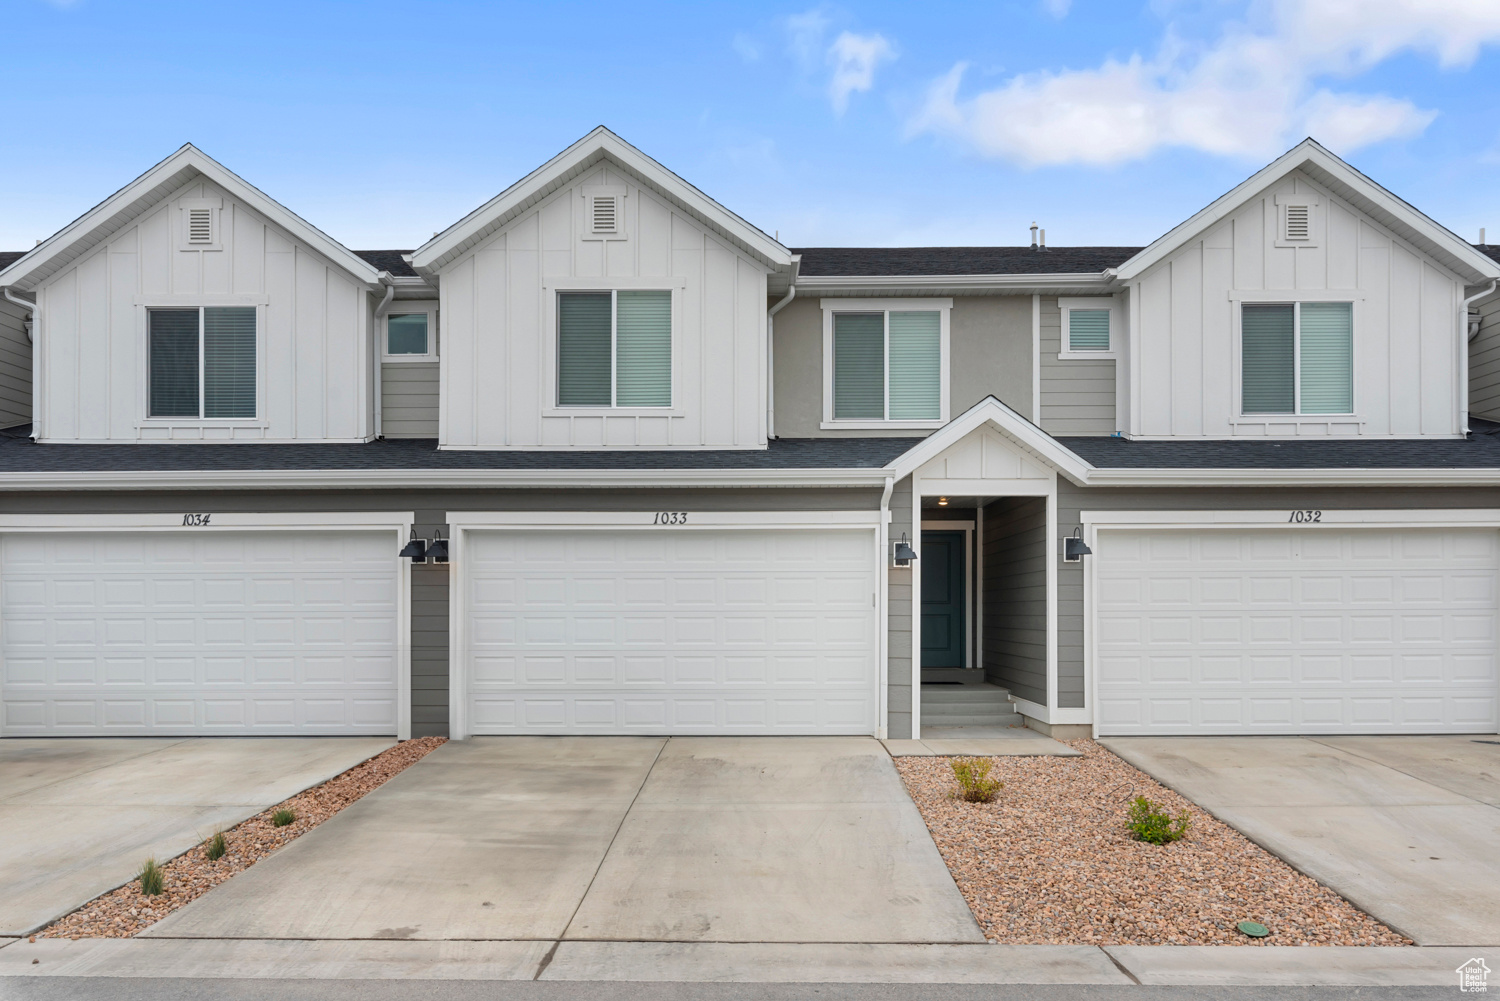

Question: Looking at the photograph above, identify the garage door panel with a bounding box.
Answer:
[1096,527,1499,735]
[466,527,878,735]
[1,530,400,736]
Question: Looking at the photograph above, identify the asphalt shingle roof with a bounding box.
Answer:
[1066,419,1500,469]
[0,251,28,272]
[0,428,917,472]
[353,250,419,278]
[791,247,1142,277]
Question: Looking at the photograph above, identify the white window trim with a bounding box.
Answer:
[1233,298,1358,419]
[542,285,683,417]
[178,197,223,252]
[137,302,267,428]
[1057,296,1120,359]
[579,184,628,242]
[820,297,952,430]
[383,301,439,362]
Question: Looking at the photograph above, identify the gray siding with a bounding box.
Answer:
[410,511,450,737]
[0,300,32,429]
[1040,296,1115,435]
[382,363,439,438]
[770,294,1034,439]
[981,496,1047,705]
[1055,481,1500,713]
[1470,292,1500,422]
[887,476,913,738]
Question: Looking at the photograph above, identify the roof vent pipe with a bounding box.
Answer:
[1040,228,1047,250]
[1029,223,1038,250]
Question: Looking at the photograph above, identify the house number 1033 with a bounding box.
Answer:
[653,512,688,525]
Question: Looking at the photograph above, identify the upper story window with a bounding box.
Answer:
[1241,301,1353,415]
[821,298,951,429]
[148,307,256,419]
[383,303,438,361]
[1058,297,1119,358]
[557,289,672,407]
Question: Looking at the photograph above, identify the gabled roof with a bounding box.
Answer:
[884,396,1093,484]
[1116,138,1500,286]
[0,145,382,292]
[409,127,795,276]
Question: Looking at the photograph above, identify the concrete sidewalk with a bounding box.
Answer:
[1100,735,1500,947]
[145,736,985,944]
[0,737,394,937]
[1,936,1492,987]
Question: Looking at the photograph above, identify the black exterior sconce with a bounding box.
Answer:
[399,531,428,562]
[892,533,918,567]
[1062,527,1092,563]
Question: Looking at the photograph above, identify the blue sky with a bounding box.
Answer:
[4,0,1500,252]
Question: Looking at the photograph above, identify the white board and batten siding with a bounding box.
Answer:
[439,162,769,449]
[1130,169,1465,438]
[35,177,373,443]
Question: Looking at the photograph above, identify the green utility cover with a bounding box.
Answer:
[1237,921,1270,938]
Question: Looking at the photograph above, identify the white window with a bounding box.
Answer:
[147,306,257,419]
[1058,297,1120,359]
[1240,301,1353,415]
[382,302,438,362]
[820,298,951,429]
[556,289,672,408]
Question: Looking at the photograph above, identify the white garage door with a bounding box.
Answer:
[0,531,400,735]
[1095,527,1500,735]
[465,528,878,734]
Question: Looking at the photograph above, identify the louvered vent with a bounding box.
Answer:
[1285,204,1310,241]
[591,195,617,234]
[188,208,213,244]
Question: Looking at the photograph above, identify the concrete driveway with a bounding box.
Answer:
[1100,735,1500,946]
[0,737,394,936]
[144,736,985,944]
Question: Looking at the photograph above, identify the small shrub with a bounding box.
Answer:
[138,858,164,896]
[271,808,296,828]
[1127,796,1191,844]
[204,831,227,862]
[950,757,1003,803]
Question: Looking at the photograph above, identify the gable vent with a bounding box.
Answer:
[187,208,213,245]
[1285,204,1310,241]
[591,195,617,234]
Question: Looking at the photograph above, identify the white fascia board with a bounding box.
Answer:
[410,127,794,275]
[1115,139,1500,284]
[0,467,893,492]
[883,396,1095,484]
[0,145,381,292]
[797,273,1115,293]
[1082,467,1500,487]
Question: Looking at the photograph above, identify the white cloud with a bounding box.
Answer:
[785,9,832,69]
[1042,0,1071,17]
[732,32,760,63]
[908,0,1500,166]
[828,31,896,113]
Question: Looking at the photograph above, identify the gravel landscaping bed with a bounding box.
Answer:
[37,737,446,939]
[895,739,1410,946]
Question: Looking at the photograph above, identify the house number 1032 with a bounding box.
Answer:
[653,512,688,525]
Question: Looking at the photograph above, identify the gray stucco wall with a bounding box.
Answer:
[1040,296,1116,435]
[1055,481,1500,713]
[886,477,914,739]
[771,294,1033,438]
[382,363,440,438]
[1470,293,1500,422]
[0,486,882,738]
[981,496,1047,705]
[0,300,32,429]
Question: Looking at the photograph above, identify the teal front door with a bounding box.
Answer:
[921,530,966,668]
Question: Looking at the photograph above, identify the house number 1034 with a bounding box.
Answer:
[653,512,688,525]
[181,514,212,526]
